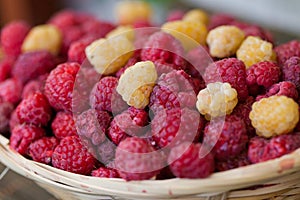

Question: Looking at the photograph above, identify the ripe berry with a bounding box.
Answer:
[52,135,97,175]
[0,78,22,105]
[168,142,214,178]
[275,40,300,66]
[91,167,120,178]
[215,151,250,172]
[282,56,300,90]
[51,111,77,139]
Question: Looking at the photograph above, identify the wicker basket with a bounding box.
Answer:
[1,134,300,200]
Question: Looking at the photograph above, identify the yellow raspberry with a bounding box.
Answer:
[117,61,157,109]
[250,96,299,138]
[236,36,276,68]
[207,25,245,58]
[183,9,209,25]
[85,35,134,75]
[115,1,152,25]
[106,25,135,42]
[162,20,207,50]
[22,24,62,55]
[196,82,238,119]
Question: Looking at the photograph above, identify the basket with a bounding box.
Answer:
[1,135,300,200]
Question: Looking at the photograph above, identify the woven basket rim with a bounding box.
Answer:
[1,134,300,199]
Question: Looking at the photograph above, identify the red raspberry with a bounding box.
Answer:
[248,134,300,164]
[16,92,52,126]
[132,20,152,28]
[282,56,300,90]
[151,108,205,148]
[52,135,97,175]
[246,61,281,95]
[0,56,15,82]
[10,124,45,155]
[203,115,248,160]
[0,102,14,134]
[12,51,55,84]
[68,35,98,64]
[140,31,186,68]
[215,151,250,172]
[115,137,164,181]
[186,45,211,78]
[208,13,235,30]
[9,110,20,132]
[256,81,298,101]
[44,62,80,112]
[153,59,181,76]
[81,20,116,38]
[168,142,214,178]
[90,76,127,114]
[22,76,46,99]
[275,40,300,66]
[204,58,249,101]
[76,109,111,146]
[60,26,85,55]
[96,139,116,165]
[166,10,185,22]
[0,21,30,56]
[49,10,85,29]
[51,112,77,139]
[232,96,256,138]
[150,70,196,113]
[0,78,22,104]
[107,107,148,145]
[28,137,59,164]
[91,167,120,178]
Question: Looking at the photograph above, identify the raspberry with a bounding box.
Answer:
[248,134,300,163]
[10,124,45,155]
[44,62,80,112]
[215,151,250,172]
[140,31,186,68]
[132,20,152,28]
[28,137,59,164]
[186,45,211,78]
[91,167,120,178]
[68,35,98,64]
[246,61,281,94]
[115,1,152,25]
[52,135,97,175]
[22,77,46,99]
[51,112,77,139]
[196,82,238,119]
[162,20,208,49]
[49,10,87,29]
[81,20,115,38]
[0,78,22,104]
[0,21,30,56]
[0,102,14,133]
[12,51,56,84]
[0,56,15,82]
[183,9,209,25]
[250,96,299,138]
[85,35,134,75]
[166,10,184,22]
[207,25,245,58]
[16,92,52,126]
[282,56,300,89]
[90,76,127,113]
[168,142,214,178]
[203,115,248,160]
[117,61,158,109]
[115,53,141,78]
[153,59,182,76]
[76,109,111,147]
[256,81,298,102]
[150,70,196,113]
[232,96,256,138]
[9,110,20,132]
[208,13,235,30]
[151,108,204,148]
[96,139,116,165]
[204,58,249,101]
[115,137,163,181]
[275,40,300,67]
[107,107,148,145]
[237,36,276,68]
[60,26,85,55]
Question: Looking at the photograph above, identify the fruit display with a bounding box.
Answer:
[1,1,300,185]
